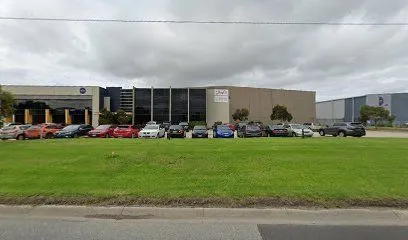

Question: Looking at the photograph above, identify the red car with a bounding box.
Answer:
[87,125,116,138]
[113,125,140,138]
[25,124,63,139]
[228,124,236,131]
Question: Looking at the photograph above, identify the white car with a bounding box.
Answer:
[139,124,165,138]
[283,124,314,137]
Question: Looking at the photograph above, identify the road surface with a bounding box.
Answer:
[0,206,407,240]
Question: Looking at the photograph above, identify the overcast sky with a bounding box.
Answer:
[1,0,408,101]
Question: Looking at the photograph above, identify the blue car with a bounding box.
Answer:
[213,125,234,138]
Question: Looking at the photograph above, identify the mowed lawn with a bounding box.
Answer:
[0,137,408,204]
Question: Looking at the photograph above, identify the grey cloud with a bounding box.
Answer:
[1,0,408,101]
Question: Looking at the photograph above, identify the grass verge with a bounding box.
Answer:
[1,138,407,208]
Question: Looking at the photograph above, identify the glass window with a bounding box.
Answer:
[171,88,188,124]
[153,89,169,123]
[189,89,206,122]
[134,89,151,124]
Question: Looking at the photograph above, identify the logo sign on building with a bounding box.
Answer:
[214,89,229,103]
[79,87,87,94]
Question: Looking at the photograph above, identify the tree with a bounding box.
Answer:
[99,108,115,125]
[360,105,395,127]
[116,110,132,124]
[270,105,293,122]
[0,86,15,122]
[232,108,250,121]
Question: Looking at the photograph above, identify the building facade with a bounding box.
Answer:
[3,85,316,127]
[316,93,408,125]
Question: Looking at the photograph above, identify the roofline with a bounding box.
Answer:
[317,92,408,103]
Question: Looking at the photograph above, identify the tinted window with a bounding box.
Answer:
[194,126,207,130]
[246,125,261,131]
[145,125,159,130]
[217,125,230,131]
[153,89,169,123]
[170,125,182,130]
[189,89,206,122]
[62,125,80,131]
[118,125,130,129]
[171,89,188,123]
[350,122,363,127]
[134,88,151,124]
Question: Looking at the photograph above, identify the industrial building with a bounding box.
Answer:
[316,93,408,125]
[2,85,316,127]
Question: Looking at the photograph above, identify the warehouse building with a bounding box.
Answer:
[316,93,408,125]
[3,85,316,127]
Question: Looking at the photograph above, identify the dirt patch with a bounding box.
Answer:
[0,196,407,209]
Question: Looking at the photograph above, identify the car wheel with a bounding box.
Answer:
[339,131,346,137]
[17,135,25,141]
[319,130,325,136]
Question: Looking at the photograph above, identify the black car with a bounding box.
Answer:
[179,122,189,132]
[237,124,262,138]
[319,122,366,137]
[192,125,208,138]
[54,124,93,138]
[161,121,172,131]
[167,125,186,138]
[266,125,290,137]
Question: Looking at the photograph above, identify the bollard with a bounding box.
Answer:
[302,128,305,139]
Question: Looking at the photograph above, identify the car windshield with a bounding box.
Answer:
[145,125,159,130]
[303,123,311,126]
[217,125,231,131]
[179,122,188,125]
[62,125,80,131]
[96,125,110,130]
[291,124,304,129]
[118,125,130,129]
[246,125,260,131]
[194,126,207,130]
[270,125,284,129]
[170,125,182,130]
[28,126,40,130]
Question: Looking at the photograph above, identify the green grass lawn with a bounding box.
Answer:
[0,137,407,207]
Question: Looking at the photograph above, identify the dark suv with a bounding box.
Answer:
[319,122,366,137]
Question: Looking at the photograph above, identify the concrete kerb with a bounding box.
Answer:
[1,205,407,225]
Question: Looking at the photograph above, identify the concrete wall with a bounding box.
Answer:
[206,88,230,125]
[227,87,315,124]
[391,93,408,123]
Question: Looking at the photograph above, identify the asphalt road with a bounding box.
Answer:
[1,206,407,240]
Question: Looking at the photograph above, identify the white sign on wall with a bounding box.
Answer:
[214,89,229,103]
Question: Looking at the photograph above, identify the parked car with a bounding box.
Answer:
[88,125,116,138]
[1,125,31,140]
[303,123,323,132]
[146,121,157,126]
[24,124,63,139]
[265,125,290,137]
[179,122,189,131]
[192,125,209,138]
[237,124,262,138]
[319,122,366,137]
[161,121,172,131]
[54,124,93,138]
[113,125,139,138]
[139,124,165,138]
[167,125,186,138]
[284,124,314,137]
[3,122,23,127]
[213,125,234,138]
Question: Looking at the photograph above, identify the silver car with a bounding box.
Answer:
[0,125,31,140]
[138,124,165,138]
[283,124,314,137]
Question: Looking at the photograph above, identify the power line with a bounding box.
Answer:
[1,16,408,26]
